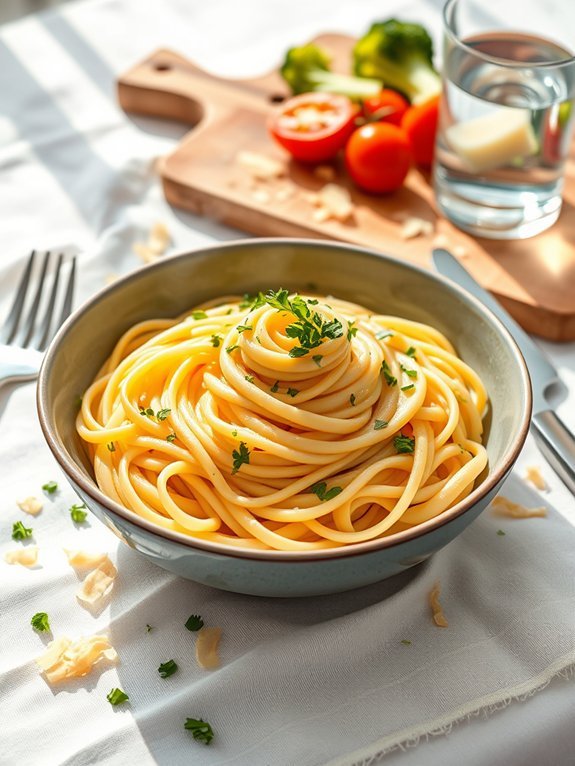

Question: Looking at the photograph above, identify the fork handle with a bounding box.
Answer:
[532,410,575,495]
[0,345,43,388]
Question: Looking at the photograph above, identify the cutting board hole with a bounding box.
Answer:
[153,63,172,72]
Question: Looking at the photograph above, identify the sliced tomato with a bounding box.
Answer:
[268,92,359,163]
[345,123,412,194]
[363,89,409,127]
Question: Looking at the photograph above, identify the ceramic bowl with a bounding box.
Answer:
[37,239,531,597]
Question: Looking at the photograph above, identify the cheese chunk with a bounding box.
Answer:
[491,495,547,518]
[17,496,43,515]
[4,547,39,567]
[36,634,117,684]
[445,108,537,173]
[64,549,108,569]
[196,626,222,670]
[429,582,448,628]
[77,555,117,607]
[524,465,547,491]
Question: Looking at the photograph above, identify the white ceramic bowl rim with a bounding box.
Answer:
[37,238,532,562]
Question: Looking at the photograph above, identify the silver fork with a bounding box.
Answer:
[0,250,76,388]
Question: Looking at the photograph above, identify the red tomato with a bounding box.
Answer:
[345,123,412,193]
[268,92,358,163]
[401,96,440,168]
[363,89,409,127]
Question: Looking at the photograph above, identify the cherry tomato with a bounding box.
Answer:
[268,92,358,163]
[401,95,440,168]
[345,123,412,193]
[363,89,409,127]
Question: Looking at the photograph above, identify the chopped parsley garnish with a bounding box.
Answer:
[244,374,255,384]
[210,334,221,348]
[226,344,239,354]
[394,434,415,454]
[107,442,116,452]
[310,482,343,502]
[185,614,204,631]
[374,419,388,430]
[231,429,238,437]
[157,408,171,421]
[166,433,177,443]
[286,387,299,398]
[350,393,356,406]
[270,381,279,393]
[107,688,129,705]
[346,320,358,342]
[31,612,50,632]
[231,442,250,475]
[139,406,155,417]
[236,324,253,334]
[312,354,323,367]
[308,298,319,305]
[401,384,415,392]
[146,624,153,632]
[400,639,412,646]
[239,292,266,310]
[70,503,87,523]
[400,365,417,378]
[42,481,58,494]
[12,521,32,541]
[406,346,417,358]
[380,360,397,387]
[191,310,208,320]
[265,288,343,356]
[158,659,178,678]
[497,529,506,536]
[184,718,214,745]
[375,330,393,340]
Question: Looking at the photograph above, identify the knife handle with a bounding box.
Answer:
[531,410,575,494]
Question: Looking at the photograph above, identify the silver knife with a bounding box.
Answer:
[432,247,575,494]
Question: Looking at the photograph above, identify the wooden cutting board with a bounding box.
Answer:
[117,35,575,341]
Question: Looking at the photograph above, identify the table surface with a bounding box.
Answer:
[1,1,574,765]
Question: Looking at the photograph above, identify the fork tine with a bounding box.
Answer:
[35,253,64,351]
[55,255,76,332]
[0,250,36,344]
[21,251,51,347]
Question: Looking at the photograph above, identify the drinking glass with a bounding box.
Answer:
[434,0,575,239]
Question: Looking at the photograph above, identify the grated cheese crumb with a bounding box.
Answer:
[429,582,448,627]
[77,555,117,607]
[400,216,434,240]
[133,242,159,264]
[5,547,39,567]
[491,495,547,518]
[251,188,272,204]
[431,234,450,249]
[64,549,108,570]
[196,626,222,670]
[236,150,285,180]
[453,245,469,259]
[312,183,354,222]
[524,465,547,491]
[148,222,171,255]
[17,497,43,515]
[36,634,117,684]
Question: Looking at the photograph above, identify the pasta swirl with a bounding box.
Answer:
[77,291,488,551]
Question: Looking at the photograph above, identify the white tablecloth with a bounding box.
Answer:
[1,1,575,765]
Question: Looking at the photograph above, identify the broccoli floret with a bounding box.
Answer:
[281,43,382,100]
[353,19,441,105]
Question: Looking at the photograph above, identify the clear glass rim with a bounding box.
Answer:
[443,0,575,68]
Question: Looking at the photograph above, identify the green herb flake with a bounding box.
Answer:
[231,429,238,438]
[307,298,319,305]
[380,360,397,387]
[107,688,129,705]
[375,330,393,341]
[312,354,323,367]
[236,324,253,334]
[400,639,412,646]
[42,481,58,495]
[12,521,32,541]
[374,419,389,430]
[310,482,343,502]
[406,346,417,358]
[210,334,221,348]
[146,624,153,633]
[31,612,50,632]
[70,503,88,523]
[244,374,255,384]
[265,288,343,355]
[289,346,309,358]
[166,433,177,443]
[191,310,208,320]
[184,718,214,745]
[401,384,415,392]
[107,442,116,452]
[231,442,250,475]
[185,614,204,631]
[350,393,356,406]
[497,529,506,536]
[347,320,358,342]
[400,365,417,378]
[226,344,239,354]
[156,408,171,421]
[394,434,415,454]
[286,387,299,398]
[158,659,178,678]
[239,292,266,311]
[270,381,279,393]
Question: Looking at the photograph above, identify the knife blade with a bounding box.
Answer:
[432,247,575,494]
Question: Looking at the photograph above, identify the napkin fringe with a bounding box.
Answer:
[336,651,575,766]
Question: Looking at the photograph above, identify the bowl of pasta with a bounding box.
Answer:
[38,239,531,597]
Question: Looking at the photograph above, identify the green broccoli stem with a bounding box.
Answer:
[308,70,382,100]
[408,65,441,105]
[357,59,440,105]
